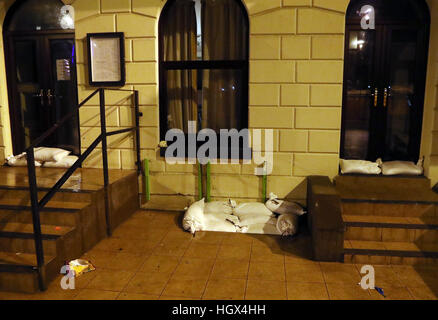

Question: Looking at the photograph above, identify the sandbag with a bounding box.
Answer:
[43,156,79,168]
[244,223,281,235]
[265,193,306,216]
[34,147,71,162]
[7,154,42,167]
[204,212,237,233]
[340,159,381,175]
[204,200,236,215]
[183,198,205,234]
[233,202,273,217]
[238,214,277,227]
[380,159,423,176]
[276,214,299,236]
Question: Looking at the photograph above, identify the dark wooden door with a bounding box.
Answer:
[5,31,80,155]
[341,22,429,162]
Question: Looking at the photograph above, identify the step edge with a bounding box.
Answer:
[344,220,438,230]
[344,248,438,258]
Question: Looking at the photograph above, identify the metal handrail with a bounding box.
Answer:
[25,88,142,291]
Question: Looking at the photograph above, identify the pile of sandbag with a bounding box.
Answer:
[6,147,78,168]
[183,193,307,237]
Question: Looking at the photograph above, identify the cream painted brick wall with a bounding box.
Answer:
[69,0,351,210]
[101,0,131,13]
[250,36,281,60]
[251,9,296,34]
[249,107,294,128]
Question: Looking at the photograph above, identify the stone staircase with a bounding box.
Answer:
[0,167,139,293]
[335,175,438,265]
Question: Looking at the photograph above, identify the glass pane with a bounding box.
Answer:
[14,39,44,148]
[342,30,375,160]
[202,69,243,132]
[161,0,248,62]
[384,29,418,161]
[166,69,198,133]
[7,0,73,32]
[347,0,423,22]
[49,39,80,154]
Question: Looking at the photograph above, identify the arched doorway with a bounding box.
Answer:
[340,0,430,162]
[3,0,79,155]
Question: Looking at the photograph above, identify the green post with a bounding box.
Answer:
[144,159,151,201]
[197,162,203,200]
[206,162,211,202]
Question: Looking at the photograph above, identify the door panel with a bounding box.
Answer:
[5,32,80,155]
[47,37,80,154]
[341,23,428,162]
[382,28,424,161]
[11,37,46,149]
[341,28,378,160]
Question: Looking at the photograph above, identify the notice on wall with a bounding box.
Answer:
[56,59,71,81]
[89,37,122,82]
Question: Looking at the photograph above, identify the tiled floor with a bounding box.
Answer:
[0,210,437,300]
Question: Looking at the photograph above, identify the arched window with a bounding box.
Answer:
[4,0,73,32]
[159,0,249,157]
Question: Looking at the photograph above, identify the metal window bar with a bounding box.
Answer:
[23,88,141,291]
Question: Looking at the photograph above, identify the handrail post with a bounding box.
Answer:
[134,90,141,175]
[99,88,111,236]
[26,148,46,291]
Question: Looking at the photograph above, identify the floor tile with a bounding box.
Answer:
[407,285,438,300]
[116,292,159,300]
[124,272,170,295]
[249,261,286,281]
[162,279,208,299]
[368,286,413,300]
[245,280,287,300]
[285,263,325,283]
[217,245,251,261]
[184,243,220,259]
[203,279,246,300]
[210,259,250,280]
[86,270,134,292]
[153,241,190,257]
[74,289,119,300]
[192,231,226,244]
[140,255,180,274]
[287,282,329,300]
[105,252,149,271]
[321,263,362,284]
[326,283,372,300]
[251,246,284,264]
[172,258,215,280]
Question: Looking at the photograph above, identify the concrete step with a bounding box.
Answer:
[343,215,438,243]
[344,240,438,265]
[0,186,93,203]
[341,201,437,218]
[0,222,82,265]
[0,197,90,212]
[0,251,58,294]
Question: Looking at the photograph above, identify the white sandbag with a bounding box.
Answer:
[244,223,281,235]
[265,193,306,216]
[34,147,71,162]
[381,160,423,176]
[204,212,237,233]
[43,156,79,168]
[7,154,42,167]
[204,200,236,215]
[238,214,277,227]
[233,202,273,217]
[183,198,205,234]
[340,159,381,175]
[276,214,299,236]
